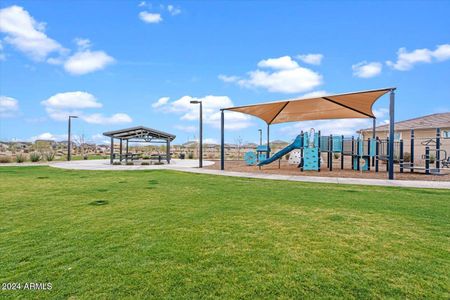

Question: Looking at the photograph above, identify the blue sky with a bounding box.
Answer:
[1,1,449,144]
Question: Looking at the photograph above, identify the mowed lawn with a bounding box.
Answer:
[1,167,449,299]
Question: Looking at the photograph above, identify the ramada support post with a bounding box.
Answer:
[388,89,396,180]
[166,139,171,164]
[110,137,114,164]
[125,139,129,163]
[220,110,225,170]
[119,139,123,162]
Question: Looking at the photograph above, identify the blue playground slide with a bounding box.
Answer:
[258,135,303,166]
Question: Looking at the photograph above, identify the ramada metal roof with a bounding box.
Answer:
[360,112,450,132]
[103,126,176,141]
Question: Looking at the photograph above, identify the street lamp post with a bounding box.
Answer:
[67,115,78,161]
[190,100,203,168]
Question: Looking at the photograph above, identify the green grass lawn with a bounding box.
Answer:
[1,167,449,299]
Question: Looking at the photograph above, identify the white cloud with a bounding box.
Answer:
[74,38,91,51]
[0,96,19,117]
[352,61,382,78]
[221,55,323,94]
[297,53,323,65]
[0,5,65,61]
[139,11,163,23]
[299,90,329,99]
[257,56,299,70]
[153,95,253,130]
[90,133,110,144]
[41,91,131,124]
[0,41,5,61]
[167,5,181,16]
[432,44,450,61]
[174,125,197,133]
[218,74,240,83]
[204,138,218,144]
[138,1,147,7]
[386,44,450,71]
[64,50,115,75]
[41,91,102,109]
[152,97,170,108]
[81,113,132,124]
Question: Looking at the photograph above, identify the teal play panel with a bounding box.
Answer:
[353,156,370,171]
[244,151,257,166]
[303,147,319,171]
[332,136,342,152]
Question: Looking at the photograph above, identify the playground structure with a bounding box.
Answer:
[243,127,449,176]
[219,87,448,179]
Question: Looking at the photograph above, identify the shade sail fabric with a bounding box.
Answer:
[224,88,393,125]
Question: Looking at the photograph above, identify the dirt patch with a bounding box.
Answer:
[205,160,450,181]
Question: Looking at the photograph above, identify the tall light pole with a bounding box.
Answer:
[258,129,262,146]
[67,115,78,161]
[190,100,203,168]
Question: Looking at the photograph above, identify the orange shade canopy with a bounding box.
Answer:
[223,88,394,125]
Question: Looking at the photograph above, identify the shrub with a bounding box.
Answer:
[30,152,41,162]
[188,152,194,159]
[430,154,435,164]
[126,161,134,165]
[403,152,411,163]
[16,153,26,163]
[142,155,150,160]
[0,156,12,163]
[154,162,164,165]
[45,152,55,161]
[83,154,89,160]
[334,153,340,159]
[285,153,290,160]
[113,161,122,165]
[141,162,150,165]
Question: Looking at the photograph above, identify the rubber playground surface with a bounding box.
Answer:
[207,160,450,181]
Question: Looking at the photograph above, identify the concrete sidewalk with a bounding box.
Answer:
[168,167,450,190]
[44,159,450,189]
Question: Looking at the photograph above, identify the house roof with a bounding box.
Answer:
[360,112,450,132]
[103,126,176,141]
[223,87,394,125]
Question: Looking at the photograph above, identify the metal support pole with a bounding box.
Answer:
[220,110,225,170]
[199,102,203,168]
[436,128,441,170]
[372,117,376,166]
[410,129,415,173]
[125,139,129,163]
[110,137,113,164]
[67,117,71,161]
[267,124,270,158]
[388,89,395,180]
[351,136,355,170]
[166,139,170,164]
[119,139,123,162]
[329,134,333,171]
[399,139,404,173]
[259,129,262,146]
[425,146,430,175]
[375,137,379,172]
[318,130,321,172]
[341,135,344,170]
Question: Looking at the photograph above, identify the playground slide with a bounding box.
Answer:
[258,135,302,166]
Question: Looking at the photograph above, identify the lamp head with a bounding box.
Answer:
[190,100,201,104]
[69,115,79,118]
